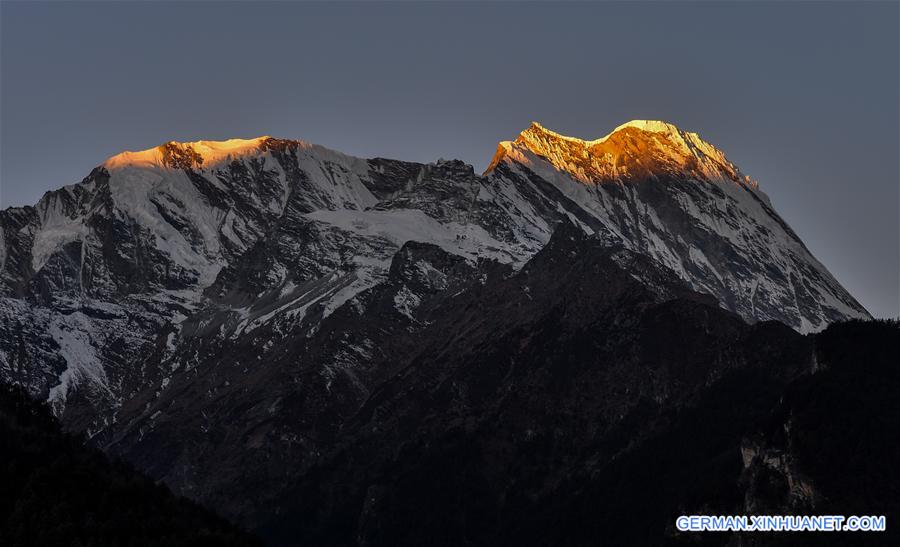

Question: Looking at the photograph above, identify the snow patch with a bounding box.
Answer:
[393,285,421,320]
[47,312,111,413]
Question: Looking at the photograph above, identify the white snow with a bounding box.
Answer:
[103,137,271,171]
[305,208,519,265]
[393,285,421,320]
[486,121,869,333]
[2,120,871,434]
[46,311,112,411]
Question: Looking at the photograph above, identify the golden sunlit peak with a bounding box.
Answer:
[181,136,272,152]
[103,136,272,171]
[523,119,688,146]
[489,119,757,190]
[522,121,598,145]
[612,119,682,135]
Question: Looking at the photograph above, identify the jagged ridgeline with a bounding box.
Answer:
[0,121,876,544]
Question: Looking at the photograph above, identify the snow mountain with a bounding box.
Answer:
[0,120,870,527]
[486,121,869,332]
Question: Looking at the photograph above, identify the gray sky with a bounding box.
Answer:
[1,1,897,318]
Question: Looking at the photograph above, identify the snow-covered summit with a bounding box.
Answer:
[103,136,274,171]
[484,119,869,333]
[488,120,757,190]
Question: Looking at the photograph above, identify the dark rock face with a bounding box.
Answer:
[251,266,895,547]
[0,381,261,547]
[0,123,882,545]
[103,239,508,523]
[733,320,900,547]
[251,225,823,546]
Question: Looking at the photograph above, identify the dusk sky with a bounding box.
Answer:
[1,1,897,318]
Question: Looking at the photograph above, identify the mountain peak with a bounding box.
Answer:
[103,136,273,171]
[489,120,757,189]
[518,119,688,149]
[612,119,683,136]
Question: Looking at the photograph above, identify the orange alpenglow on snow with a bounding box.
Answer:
[487,120,759,189]
[103,137,273,171]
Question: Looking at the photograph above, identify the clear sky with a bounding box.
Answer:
[1,1,897,318]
